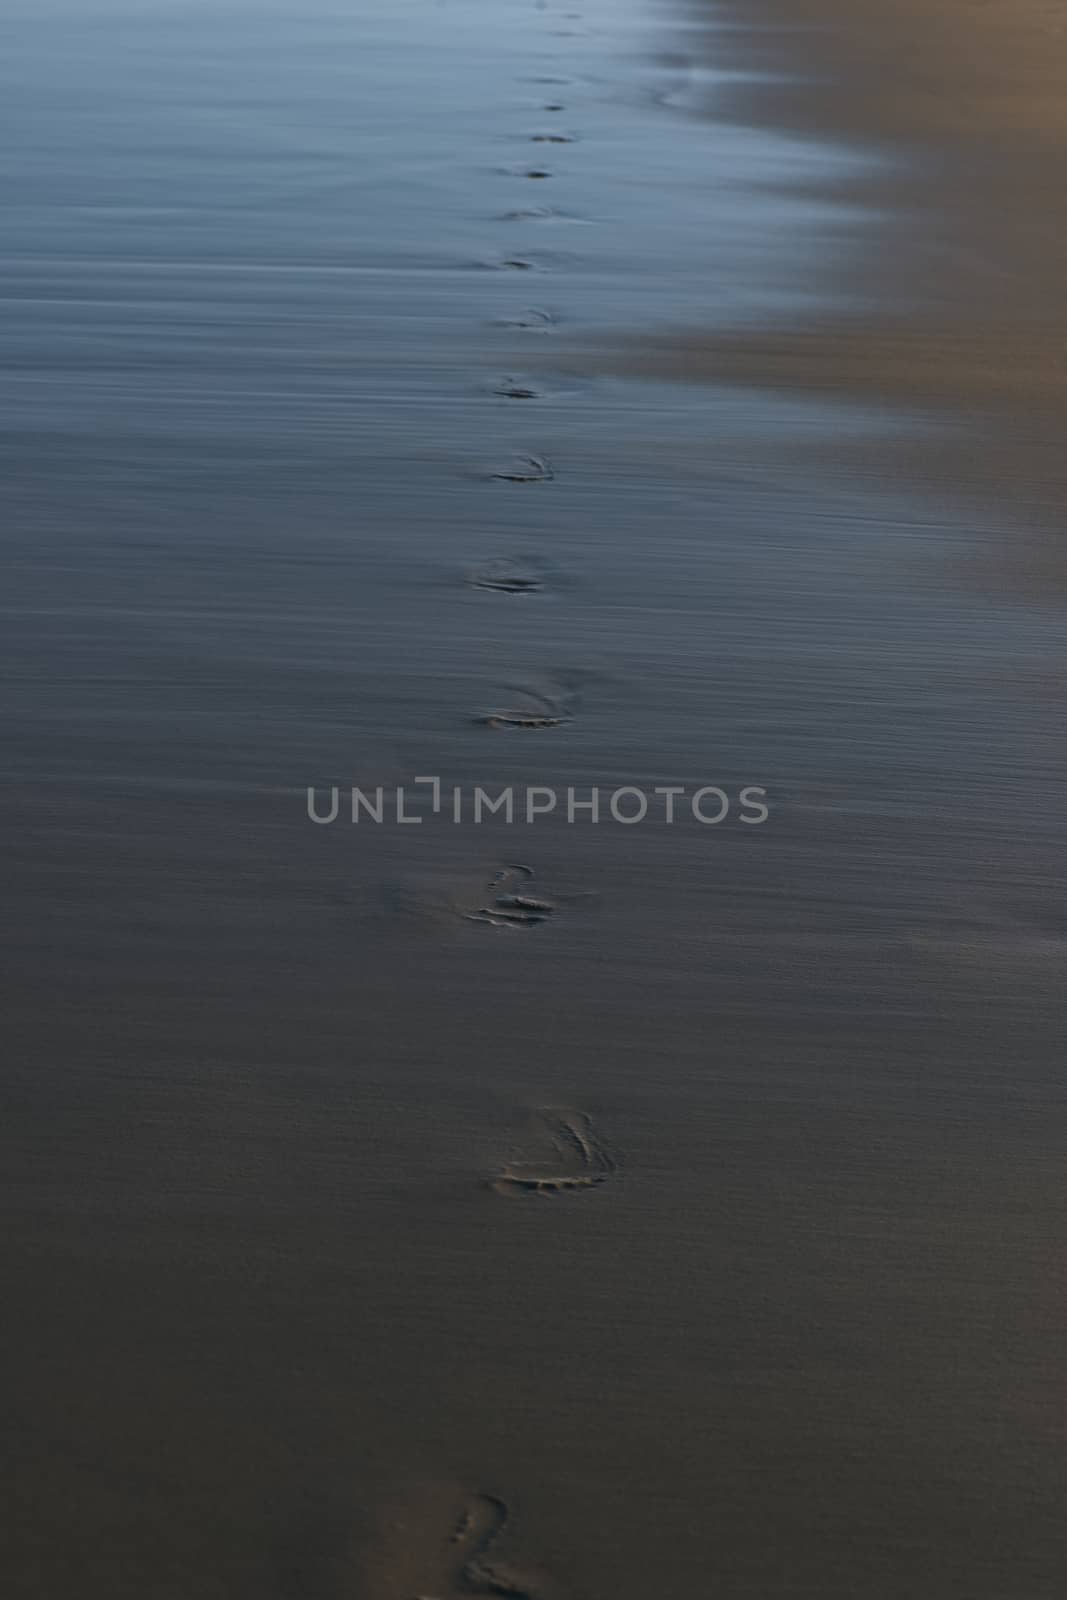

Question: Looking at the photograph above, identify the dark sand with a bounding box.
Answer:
[2,1,1065,1596]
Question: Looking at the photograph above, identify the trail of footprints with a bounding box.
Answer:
[402,25,597,1589]
[454,23,589,948]
[468,34,576,642]
[394,1116,615,1592]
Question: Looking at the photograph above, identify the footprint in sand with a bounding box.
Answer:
[477,706,565,731]
[465,864,555,929]
[497,210,584,229]
[495,165,553,180]
[462,863,597,930]
[411,1493,548,1600]
[489,1110,616,1197]
[467,557,545,594]
[492,376,540,399]
[491,370,592,403]
[495,307,556,332]
[474,676,578,728]
[389,860,587,938]
[488,453,553,483]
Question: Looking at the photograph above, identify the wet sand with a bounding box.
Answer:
[2,1,1066,1596]
[599,0,1067,595]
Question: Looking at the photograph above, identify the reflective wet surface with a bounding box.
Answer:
[3,1,1065,1595]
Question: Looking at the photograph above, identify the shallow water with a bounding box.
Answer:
[3,1,1065,1596]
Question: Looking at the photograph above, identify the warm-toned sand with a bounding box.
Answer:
[597,0,1067,594]
[707,0,1067,144]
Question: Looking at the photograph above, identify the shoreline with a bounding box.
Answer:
[685,0,1067,148]
[586,0,1067,597]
